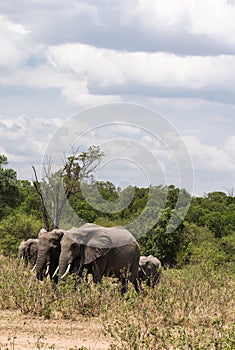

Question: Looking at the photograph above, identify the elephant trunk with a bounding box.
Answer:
[58,254,73,281]
[58,260,68,280]
[36,254,48,281]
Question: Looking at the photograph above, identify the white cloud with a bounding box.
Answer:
[1,3,235,109]
[129,0,235,47]
[47,43,235,96]
[60,80,121,106]
[0,15,30,68]
[0,0,235,196]
[225,135,235,157]
[1,0,235,57]
[183,135,235,172]
[0,115,57,160]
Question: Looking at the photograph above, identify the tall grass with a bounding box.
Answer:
[0,255,234,349]
[103,266,235,349]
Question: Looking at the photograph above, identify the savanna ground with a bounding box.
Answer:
[0,256,234,350]
[0,310,110,349]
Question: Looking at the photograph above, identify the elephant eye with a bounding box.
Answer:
[71,243,80,255]
[48,239,59,250]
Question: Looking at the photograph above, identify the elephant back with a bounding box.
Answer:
[64,224,136,249]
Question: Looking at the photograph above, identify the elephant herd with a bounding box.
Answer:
[18,223,161,293]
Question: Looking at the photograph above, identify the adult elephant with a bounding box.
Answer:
[18,238,39,268]
[36,228,63,283]
[138,255,161,287]
[59,224,141,293]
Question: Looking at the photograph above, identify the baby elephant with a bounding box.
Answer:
[138,255,161,287]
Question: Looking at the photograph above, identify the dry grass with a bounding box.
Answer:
[0,256,234,349]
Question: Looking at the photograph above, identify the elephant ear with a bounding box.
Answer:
[83,235,112,265]
[18,241,26,258]
[25,240,34,254]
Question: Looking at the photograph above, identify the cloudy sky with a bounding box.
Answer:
[0,0,235,197]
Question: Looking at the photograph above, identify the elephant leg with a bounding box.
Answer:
[120,275,140,294]
[132,278,141,293]
[92,271,102,283]
[146,277,151,287]
[91,259,105,283]
[120,276,128,294]
[153,272,161,286]
[51,281,58,297]
[129,263,141,293]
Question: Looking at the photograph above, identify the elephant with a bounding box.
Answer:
[18,238,39,268]
[36,223,140,294]
[59,224,141,293]
[138,255,161,287]
[35,228,63,283]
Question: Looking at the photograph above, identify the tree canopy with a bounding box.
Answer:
[0,153,234,273]
[0,155,20,219]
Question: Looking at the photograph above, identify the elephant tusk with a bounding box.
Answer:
[31,264,36,272]
[140,266,147,276]
[45,264,50,276]
[61,264,71,280]
[52,266,59,278]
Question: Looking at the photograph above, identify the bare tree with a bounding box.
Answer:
[32,145,104,229]
[32,165,51,231]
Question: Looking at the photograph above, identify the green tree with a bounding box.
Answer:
[0,211,42,255]
[220,232,235,273]
[186,191,235,238]
[16,180,42,219]
[187,224,228,267]
[0,155,20,219]
[140,207,185,266]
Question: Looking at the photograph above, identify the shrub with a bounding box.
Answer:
[0,211,42,255]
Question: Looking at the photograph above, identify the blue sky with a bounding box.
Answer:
[0,0,235,196]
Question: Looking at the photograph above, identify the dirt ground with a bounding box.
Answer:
[0,310,112,350]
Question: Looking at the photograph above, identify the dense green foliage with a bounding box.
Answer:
[0,154,234,274]
[0,155,20,219]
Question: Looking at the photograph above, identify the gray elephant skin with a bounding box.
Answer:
[18,238,38,267]
[36,223,140,293]
[138,255,161,287]
[36,228,62,283]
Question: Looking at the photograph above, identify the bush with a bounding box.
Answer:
[0,211,42,255]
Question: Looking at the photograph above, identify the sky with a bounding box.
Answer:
[0,0,235,197]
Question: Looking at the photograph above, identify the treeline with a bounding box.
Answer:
[0,155,234,272]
